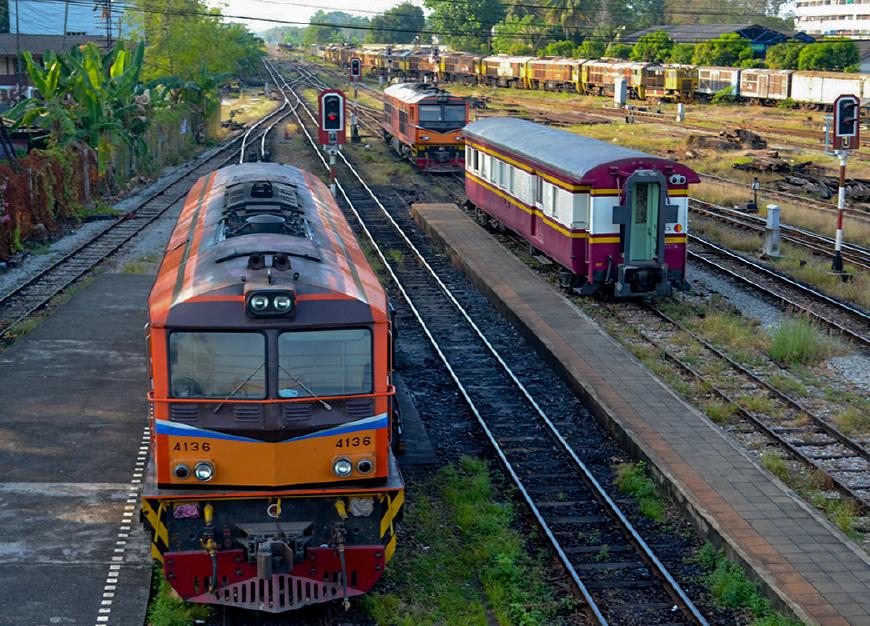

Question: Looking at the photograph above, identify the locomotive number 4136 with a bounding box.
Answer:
[172,441,211,452]
[335,436,371,448]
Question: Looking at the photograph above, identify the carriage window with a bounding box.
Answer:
[635,184,649,224]
[533,175,543,206]
[169,332,266,399]
[472,148,479,171]
[278,329,372,397]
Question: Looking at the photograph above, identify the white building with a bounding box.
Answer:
[793,0,870,38]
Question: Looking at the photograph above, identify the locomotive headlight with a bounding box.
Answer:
[250,295,269,312]
[348,497,374,517]
[333,458,353,477]
[272,294,293,312]
[193,461,215,482]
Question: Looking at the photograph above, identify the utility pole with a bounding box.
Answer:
[14,0,21,102]
[103,0,112,46]
[62,0,69,49]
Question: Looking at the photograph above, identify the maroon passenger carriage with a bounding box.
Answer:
[463,118,700,298]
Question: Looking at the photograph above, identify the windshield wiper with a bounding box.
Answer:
[279,364,332,411]
[212,362,266,413]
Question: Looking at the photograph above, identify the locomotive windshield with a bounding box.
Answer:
[169,332,266,399]
[278,328,372,398]
[418,104,466,131]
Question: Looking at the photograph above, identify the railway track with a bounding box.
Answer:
[615,302,870,511]
[689,198,870,269]
[271,59,709,626]
[687,235,870,348]
[0,86,295,342]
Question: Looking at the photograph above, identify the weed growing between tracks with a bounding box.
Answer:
[363,457,573,626]
[692,544,801,626]
[769,318,838,366]
[147,566,210,626]
[615,461,666,523]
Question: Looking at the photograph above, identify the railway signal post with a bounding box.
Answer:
[319,89,346,196]
[349,58,361,142]
[831,94,860,275]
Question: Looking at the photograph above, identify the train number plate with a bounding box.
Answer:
[335,436,371,448]
[172,441,211,452]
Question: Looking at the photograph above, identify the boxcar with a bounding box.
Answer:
[382,82,468,172]
[464,118,700,297]
[791,71,870,106]
[407,49,439,81]
[739,69,793,102]
[141,162,403,612]
[697,67,741,98]
[583,61,651,98]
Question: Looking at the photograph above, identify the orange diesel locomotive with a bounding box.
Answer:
[381,82,468,172]
[141,162,403,613]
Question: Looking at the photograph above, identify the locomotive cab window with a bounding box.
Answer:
[169,332,266,399]
[418,104,466,131]
[278,329,372,398]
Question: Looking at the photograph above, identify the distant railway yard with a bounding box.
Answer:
[2,35,870,626]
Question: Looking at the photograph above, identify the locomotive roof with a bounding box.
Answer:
[149,163,386,325]
[464,117,696,184]
[384,82,463,104]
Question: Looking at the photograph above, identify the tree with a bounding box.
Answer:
[543,40,576,57]
[797,39,859,71]
[630,30,673,62]
[367,3,424,44]
[543,0,598,40]
[576,38,606,59]
[425,0,504,52]
[492,15,547,54]
[669,43,694,63]
[765,42,804,69]
[691,33,753,66]
[605,43,633,59]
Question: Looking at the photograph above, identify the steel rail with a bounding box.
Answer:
[639,302,870,511]
[272,59,708,626]
[688,236,869,348]
[689,198,870,269]
[0,86,287,341]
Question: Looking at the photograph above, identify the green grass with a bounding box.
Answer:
[768,318,835,366]
[738,394,776,416]
[766,373,808,398]
[363,456,570,626]
[614,461,666,523]
[761,452,790,481]
[693,312,767,362]
[705,400,736,424]
[692,543,802,626]
[834,403,870,435]
[147,570,210,626]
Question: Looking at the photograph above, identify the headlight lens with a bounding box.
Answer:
[174,464,190,479]
[273,294,292,312]
[193,461,215,482]
[250,295,269,311]
[356,458,374,474]
[333,458,353,477]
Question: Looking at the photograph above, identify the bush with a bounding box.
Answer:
[605,43,633,60]
[768,318,833,366]
[711,85,737,105]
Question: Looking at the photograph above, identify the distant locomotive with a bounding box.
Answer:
[381,82,468,172]
[141,163,403,612]
[464,118,700,297]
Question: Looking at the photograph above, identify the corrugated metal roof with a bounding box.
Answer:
[0,33,108,56]
[464,117,654,182]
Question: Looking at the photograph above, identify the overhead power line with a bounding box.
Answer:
[28,0,850,45]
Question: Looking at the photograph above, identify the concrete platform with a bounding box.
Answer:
[0,273,153,626]
[412,203,870,626]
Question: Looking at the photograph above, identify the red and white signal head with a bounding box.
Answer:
[318,89,346,145]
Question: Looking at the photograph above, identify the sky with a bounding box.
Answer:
[213,0,425,33]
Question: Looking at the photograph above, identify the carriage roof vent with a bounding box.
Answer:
[221,180,309,240]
